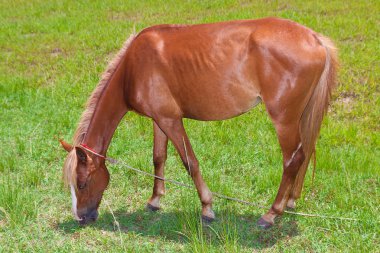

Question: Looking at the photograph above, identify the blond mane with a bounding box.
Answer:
[63,34,136,187]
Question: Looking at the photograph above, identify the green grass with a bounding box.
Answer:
[1,0,379,252]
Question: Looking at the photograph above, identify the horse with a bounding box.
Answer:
[60,17,338,228]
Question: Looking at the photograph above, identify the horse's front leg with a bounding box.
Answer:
[146,121,168,211]
[154,118,215,222]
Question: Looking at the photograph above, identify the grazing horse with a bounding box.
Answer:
[60,17,338,228]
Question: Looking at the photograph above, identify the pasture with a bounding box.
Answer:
[0,0,379,252]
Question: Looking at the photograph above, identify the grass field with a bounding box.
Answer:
[0,0,379,252]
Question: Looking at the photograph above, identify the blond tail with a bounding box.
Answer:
[292,35,339,199]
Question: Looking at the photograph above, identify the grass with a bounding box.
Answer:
[0,0,379,252]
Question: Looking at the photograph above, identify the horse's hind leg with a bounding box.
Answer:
[286,163,309,209]
[147,121,168,211]
[154,118,215,221]
[258,121,305,228]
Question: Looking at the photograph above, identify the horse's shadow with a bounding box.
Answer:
[57,207,299,249]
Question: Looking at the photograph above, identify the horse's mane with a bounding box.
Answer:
[63,34,136,187]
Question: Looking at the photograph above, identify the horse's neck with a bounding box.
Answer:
[82,66,127,155]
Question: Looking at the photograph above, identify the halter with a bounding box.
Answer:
[79,144,106,159]
[79,144,118,164]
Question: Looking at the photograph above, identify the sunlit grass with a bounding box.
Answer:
[0,0,379,252]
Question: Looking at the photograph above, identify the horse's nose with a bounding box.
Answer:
[78,209,98,225]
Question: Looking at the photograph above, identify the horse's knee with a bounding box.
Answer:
[153,155,167,168]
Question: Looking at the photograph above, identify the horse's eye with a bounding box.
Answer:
[78,182,87,190]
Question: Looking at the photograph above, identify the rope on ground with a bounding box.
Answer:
[106,157,359,222]
[103,198,125,247]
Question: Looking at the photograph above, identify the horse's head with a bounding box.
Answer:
[60,140,110,225]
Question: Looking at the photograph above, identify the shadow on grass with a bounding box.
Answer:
[57,208,299,250]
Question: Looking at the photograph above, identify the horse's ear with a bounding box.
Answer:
[74,146,93,189]
[59,139,73,152]
[75,146,87,164]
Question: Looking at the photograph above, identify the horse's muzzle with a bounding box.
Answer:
[78,209,98,225]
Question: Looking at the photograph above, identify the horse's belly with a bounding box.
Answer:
[181,85,262,121]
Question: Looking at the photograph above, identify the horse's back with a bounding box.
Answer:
[125,18,326,121]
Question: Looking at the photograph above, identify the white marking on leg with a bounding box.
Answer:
[70,184,81,221]
[286,143,302,168]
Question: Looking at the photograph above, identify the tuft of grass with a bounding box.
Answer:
[0,174,38,227]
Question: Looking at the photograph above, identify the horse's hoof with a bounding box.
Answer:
[201,215,215,224]
[146,203,160,212]
[257,217,273,229]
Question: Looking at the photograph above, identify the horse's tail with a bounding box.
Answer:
[294,35,339,198]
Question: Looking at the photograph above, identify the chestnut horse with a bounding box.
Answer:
[60,17,338,228]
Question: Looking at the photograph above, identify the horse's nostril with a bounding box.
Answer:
[77,209,98,225]
[78,217,87,225]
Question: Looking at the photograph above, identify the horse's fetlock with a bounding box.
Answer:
[157,189,165,196]
[271,205,284,215]
[201,190,213,205]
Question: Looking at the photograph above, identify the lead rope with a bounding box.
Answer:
[105,157,358,221]
[79,144,358,222]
